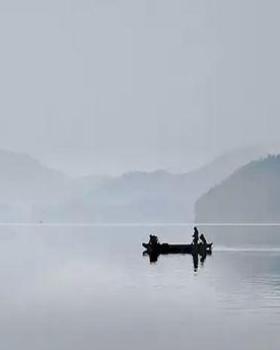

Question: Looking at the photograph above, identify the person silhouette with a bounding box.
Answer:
[149,234,159,248]
[200,233,207,246]
[192,227,199,246]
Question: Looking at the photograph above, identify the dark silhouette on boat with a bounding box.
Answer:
[142,241,212,255]
[142,227,212,265]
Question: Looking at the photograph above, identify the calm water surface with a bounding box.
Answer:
[0,225,279,350]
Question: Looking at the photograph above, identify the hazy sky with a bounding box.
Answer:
[0,0,278,175]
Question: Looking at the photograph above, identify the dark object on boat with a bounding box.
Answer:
[142,242,213,255]
[143,231,212,265]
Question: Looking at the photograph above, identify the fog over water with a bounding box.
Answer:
[0,224,279,350]
[0,1,279,175]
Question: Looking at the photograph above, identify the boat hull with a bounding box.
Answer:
[142,242,212,255]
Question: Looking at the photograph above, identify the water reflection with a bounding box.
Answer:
[143,249,211,271]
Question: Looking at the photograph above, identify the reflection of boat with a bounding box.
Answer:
[142,242,213,255]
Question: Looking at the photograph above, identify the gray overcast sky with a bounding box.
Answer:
[0,0,278,175]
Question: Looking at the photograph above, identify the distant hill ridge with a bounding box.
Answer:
[0,149,67,199]
[195,155,280,223]
[0,147,269,222]
[0,150,69,222]
[50,147,265,223]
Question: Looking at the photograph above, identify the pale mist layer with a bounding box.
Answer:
[0,1,279,176]
[0,145,275,223]
[0,1,279,221]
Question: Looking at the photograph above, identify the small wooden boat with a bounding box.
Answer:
[142,242,213,255]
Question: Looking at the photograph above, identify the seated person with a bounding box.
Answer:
[149,234,159,247]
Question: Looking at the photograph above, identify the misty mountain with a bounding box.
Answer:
[0,150,69,221]
[0,147,268,222]
[49,147,266,223]
[195,155,280,223]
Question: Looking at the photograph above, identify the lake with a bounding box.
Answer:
[0,224,279,349]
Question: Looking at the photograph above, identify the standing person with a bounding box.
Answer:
[192,227,199,246]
